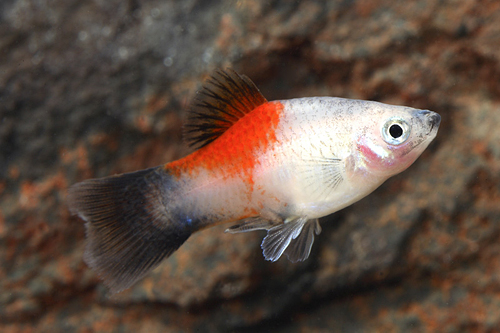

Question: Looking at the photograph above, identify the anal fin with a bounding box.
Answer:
[225,217,280,234]
[225,210,283,234]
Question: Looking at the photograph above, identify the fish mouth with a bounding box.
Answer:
[418,110,441,134]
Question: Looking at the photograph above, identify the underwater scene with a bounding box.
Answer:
[1,0,500,331]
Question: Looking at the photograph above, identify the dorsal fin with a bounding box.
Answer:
[184,68,268,148]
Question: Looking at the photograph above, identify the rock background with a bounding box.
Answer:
[1,0,500,331]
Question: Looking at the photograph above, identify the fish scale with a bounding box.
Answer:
[68,69,440,293]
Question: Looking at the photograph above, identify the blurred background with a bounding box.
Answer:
[1,0,500,331]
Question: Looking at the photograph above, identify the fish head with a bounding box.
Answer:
[351,104,441,180]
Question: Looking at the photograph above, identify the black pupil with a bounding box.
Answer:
[389,124,403,138]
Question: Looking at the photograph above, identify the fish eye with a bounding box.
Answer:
[382,118,410,145]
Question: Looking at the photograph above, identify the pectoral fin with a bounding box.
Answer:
[261,217,321,262]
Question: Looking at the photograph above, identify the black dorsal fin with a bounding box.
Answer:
[184,68,268,148]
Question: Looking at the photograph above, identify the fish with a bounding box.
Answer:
[67,69,441,292]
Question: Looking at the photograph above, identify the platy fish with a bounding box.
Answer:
[68,69,440,292]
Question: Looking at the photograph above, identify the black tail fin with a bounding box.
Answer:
[67,167,192,293]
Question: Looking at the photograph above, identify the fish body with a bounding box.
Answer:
[68,69,441,292]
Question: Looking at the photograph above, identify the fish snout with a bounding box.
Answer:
[418,110,441,130]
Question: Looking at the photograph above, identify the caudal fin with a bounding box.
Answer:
[67,167,191,293]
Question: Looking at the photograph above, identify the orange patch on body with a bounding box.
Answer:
[168,101,284,187]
